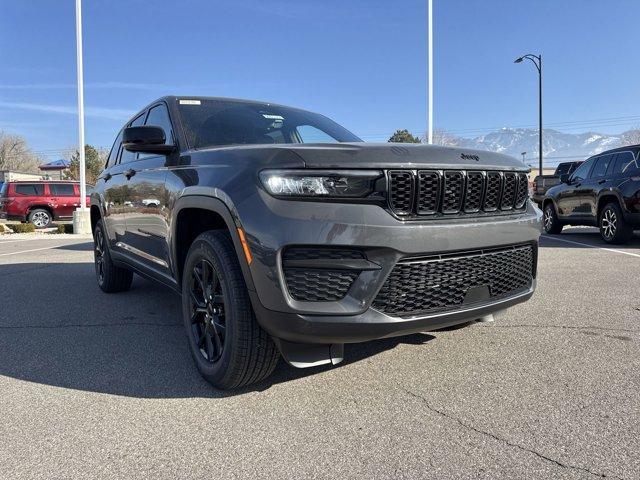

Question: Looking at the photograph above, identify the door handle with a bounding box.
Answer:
[124,169,136,179]
[575,183,581,188]
[597,179,606,185]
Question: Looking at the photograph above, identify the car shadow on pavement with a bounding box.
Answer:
[540,227,640,249]
[0,261,438,399]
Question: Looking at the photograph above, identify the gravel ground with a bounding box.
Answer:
[0,228,638,479]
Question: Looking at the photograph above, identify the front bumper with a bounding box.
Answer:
[236,191,541,346]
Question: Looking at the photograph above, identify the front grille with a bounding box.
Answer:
[387,169,529,218]
[372,244,535,318]
[388,171,414,215]
[282,247,363,302]
[442,171,464,213]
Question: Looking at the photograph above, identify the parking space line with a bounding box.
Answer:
[0,245,83,257]
[542,234,640,258]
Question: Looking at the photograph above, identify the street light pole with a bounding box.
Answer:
[427,0,433,144]
[73,0,90,234]
[514,54,543,176]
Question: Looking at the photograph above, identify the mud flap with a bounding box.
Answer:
[274,339,344,369]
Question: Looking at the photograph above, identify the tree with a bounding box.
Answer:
[66,145,106,185]
[427,129,463,147]
[0,131,42,173]
[388,129,421,143]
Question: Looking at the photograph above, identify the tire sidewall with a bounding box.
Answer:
[543,204,556,234]
[29,208,51,229]
[181,237,236,384]
[599,203,628,244]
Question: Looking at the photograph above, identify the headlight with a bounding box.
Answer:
[260,170,382,198]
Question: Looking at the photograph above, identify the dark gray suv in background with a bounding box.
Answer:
[91,96,541,389]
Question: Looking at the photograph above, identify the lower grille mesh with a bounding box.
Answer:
[372,245,535,317]
[283,247,363,302]
[284,269,358,302]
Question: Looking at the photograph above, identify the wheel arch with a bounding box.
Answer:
[541,197,556,211]
[171,194,255,292]
[27,205,54,221]
[596,192,623,217]
[90,204,101,233]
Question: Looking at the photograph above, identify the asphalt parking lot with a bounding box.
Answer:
[0,228,638,479]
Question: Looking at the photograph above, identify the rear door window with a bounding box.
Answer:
[589,154,613,178]
[611,151,639,176]
[50,184,76,196]
[14,184,44,196]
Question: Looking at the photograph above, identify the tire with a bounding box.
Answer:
[599,202,633,244]
[181,230,279,389]
[93,219,133,293]
[543,203,563,234]
[28,208,52,229]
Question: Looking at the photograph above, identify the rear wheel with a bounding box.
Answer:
[543,203,563,234]
[93,219,133,292]
[28,208,52,228]
[599,202,633,244]
[181,230,279,389]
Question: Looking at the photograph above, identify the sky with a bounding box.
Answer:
[1,0,640,161]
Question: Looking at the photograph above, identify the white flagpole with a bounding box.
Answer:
[76,0,86,210]
[428,0,433,144]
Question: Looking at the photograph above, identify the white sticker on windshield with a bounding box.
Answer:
[179,99,201,105]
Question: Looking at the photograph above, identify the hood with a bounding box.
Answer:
[267,142,528,171]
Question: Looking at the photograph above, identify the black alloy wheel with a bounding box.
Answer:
[94,225,106,286]
[188,258,227,363]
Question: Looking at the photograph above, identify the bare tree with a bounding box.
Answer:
[620,127,640,146]
[0,131,42,173]
[423,129,462,147]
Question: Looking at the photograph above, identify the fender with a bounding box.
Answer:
[596,189,625,212]
[171,191,257,293]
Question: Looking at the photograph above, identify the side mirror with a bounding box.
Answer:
[122,126,175,154]
[559,173,571,184]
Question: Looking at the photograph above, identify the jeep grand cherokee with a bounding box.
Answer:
[90,96,541,389]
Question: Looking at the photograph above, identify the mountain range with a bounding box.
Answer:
[446,128,640,167]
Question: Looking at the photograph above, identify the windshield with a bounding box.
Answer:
[0,182,6,197]
[555,163,573,175]
[176,98,362,149]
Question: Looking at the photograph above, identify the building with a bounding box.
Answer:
[0,170,44,184]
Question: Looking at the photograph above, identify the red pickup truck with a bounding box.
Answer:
[0,181,92,228]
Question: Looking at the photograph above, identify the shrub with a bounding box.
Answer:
[11,223,36,233]
[0,223,6,233]
[53,224,74,234]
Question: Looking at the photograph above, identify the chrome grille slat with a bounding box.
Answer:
[387,169,528,218]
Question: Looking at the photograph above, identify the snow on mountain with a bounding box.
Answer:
[456,128,626,166]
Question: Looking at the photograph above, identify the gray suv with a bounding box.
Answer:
[91,96,541,389]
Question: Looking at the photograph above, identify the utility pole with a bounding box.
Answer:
[427,0,433,144]
[73,0,90,234]
[521,151,527,163]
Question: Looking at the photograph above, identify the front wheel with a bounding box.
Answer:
[181,230,279,389]
[599,203,633,244]
[543,203,563,234]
